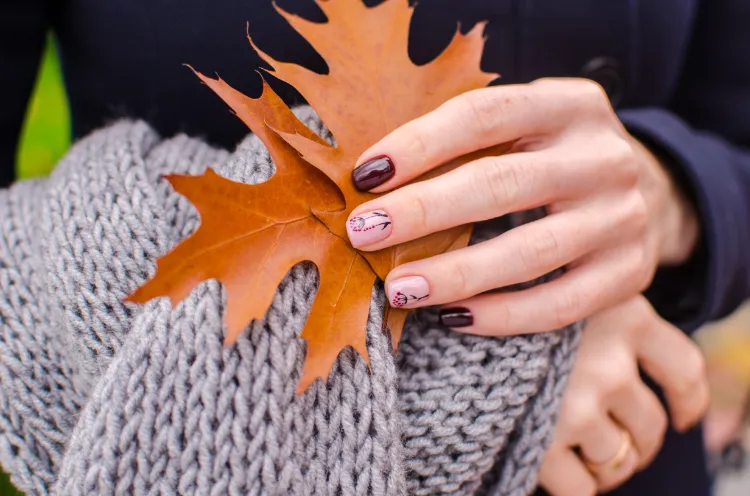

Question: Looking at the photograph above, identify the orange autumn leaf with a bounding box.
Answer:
[129,0,499,391]
[251,0,497,336]
[128,80,376,392]
[255,0,494,270]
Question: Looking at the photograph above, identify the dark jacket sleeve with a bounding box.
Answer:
[617,0,750,333]
[0,0,51,187]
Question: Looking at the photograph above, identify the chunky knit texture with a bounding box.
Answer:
[0,109,579,496]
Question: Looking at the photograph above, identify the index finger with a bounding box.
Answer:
[632,301,710,432]
[351,80,577,193]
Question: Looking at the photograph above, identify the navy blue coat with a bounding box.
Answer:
[2,1,750,495]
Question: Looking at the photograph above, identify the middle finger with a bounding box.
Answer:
[346,150,564,251]
[609,381,668,469]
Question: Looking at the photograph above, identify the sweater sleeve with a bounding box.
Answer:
[0,0,50,187]
[617,0,750,333]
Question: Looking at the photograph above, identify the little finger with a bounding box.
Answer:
[432,247,643,334]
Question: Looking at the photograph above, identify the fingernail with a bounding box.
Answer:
[387,276,429,308]
[352,156,395,191]
[438,307,474,328]
[347,210,393,247]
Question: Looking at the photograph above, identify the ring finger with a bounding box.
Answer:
[381,205,620,312]
[578,418,639,491]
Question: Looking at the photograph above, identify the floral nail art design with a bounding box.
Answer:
[346,210,393,247]
[391,291,429,307]
[348,211,391,232]
[387,276,430,308]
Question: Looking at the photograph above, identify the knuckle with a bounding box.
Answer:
[553,289,585,327]
[630,244,655,291]
[625,191,649,235]
[620,159,641,189]
[607,137,636,170]
[628,301,655,339]
[404,191,432,229]
[530,77,557,89]
[639,265,656,292]
[458,89,500,135]
[620,295,651,325]
[684,346,708,389]
[402,122,431,165]
[578,347,634,391]
[572,78,611,111]
[446,260,475,299]
[477,157,523,211]
[567,412,599,435]
[673,347,707,400]
[564,400,600,433]
[520,226,561,273]
[601,365,634,396]
[620,241,653,294]
[654,406,669,441]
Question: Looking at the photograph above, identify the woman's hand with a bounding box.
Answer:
[538,296,709,496]
[345,78,699,335]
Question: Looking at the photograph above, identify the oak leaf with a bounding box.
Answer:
[128,0,500,391]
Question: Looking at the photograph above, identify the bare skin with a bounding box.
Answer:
[346,78,704,492]
[348,78,698,335]
[538,297,709,495]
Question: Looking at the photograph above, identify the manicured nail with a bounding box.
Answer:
[347,210,392,247]
[387,276,429,308]
[352,156,395,191]
[438,307,474,328]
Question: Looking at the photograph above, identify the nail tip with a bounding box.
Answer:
[347,210,393,247]
[386,276,430,309]
[438,307,474,328]
[352,156,395,191]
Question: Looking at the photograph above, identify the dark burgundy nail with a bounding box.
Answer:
[438,307,474,328]
[352,156,395,192]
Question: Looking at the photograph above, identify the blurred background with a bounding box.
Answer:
[15,37,69,182]
[4,36,750,496]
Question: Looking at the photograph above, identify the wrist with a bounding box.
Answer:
[640,139,700,266]
[635,139,700,266]
[659,176,699,265]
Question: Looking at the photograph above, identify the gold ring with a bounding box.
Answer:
[583,429,633,474]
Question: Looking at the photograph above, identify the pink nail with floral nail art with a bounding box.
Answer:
[387,276,430,308]
[346,210,392,247]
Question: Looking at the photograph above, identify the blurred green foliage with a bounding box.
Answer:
[2,36,70,496]
[16,37,70,179]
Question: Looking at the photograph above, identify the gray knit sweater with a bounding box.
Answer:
[0,109,579,496]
